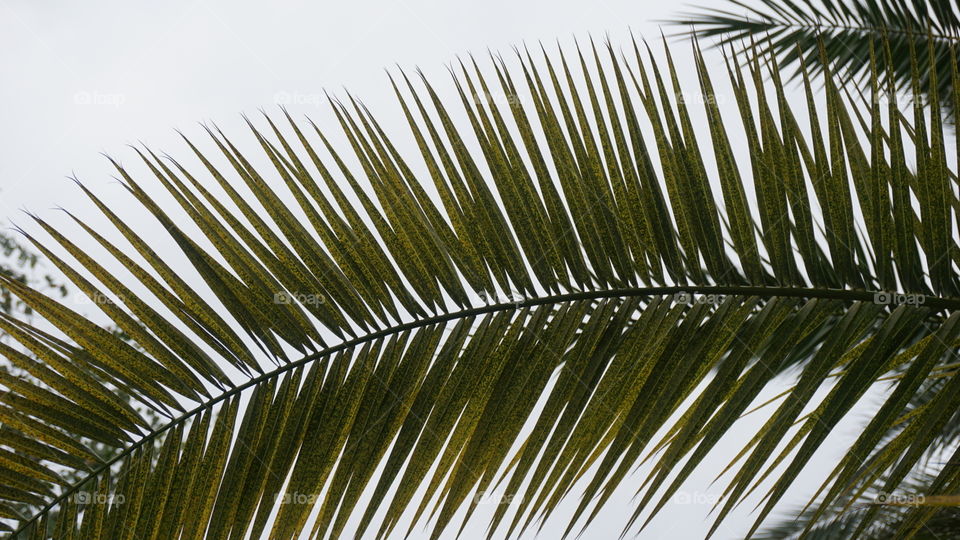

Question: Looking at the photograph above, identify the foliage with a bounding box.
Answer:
[3,34,960,539]
[670,0,960,118]
[0,232,66,322]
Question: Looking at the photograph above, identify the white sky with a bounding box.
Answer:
[0,0,885,538]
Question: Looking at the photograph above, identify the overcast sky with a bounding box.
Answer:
[0,1,884,538]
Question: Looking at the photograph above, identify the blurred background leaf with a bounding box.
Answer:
[669,0,960,119]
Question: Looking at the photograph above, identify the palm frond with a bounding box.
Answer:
[669,0,960,118]
[3,34,960,539]
[757,364,960,538]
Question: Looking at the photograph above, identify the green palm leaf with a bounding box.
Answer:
[670,0,960,118]
[757,371,960,538]
[2,34,960,539]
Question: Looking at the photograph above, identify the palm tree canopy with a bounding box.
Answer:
[2,35,960,539]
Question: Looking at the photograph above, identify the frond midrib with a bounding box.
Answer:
[14,283,960,535]
[674,16,960,43]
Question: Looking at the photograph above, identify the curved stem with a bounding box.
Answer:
[675,17,960,43]
[13,284,960,535]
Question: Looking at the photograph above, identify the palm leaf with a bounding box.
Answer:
[757,372,960,538]
[669,0,960,119]
[2,34,960,539]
